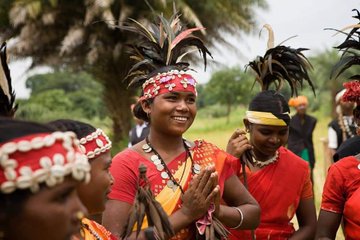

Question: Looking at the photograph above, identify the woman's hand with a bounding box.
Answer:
[181,165,219,221]
[226,129,252,158]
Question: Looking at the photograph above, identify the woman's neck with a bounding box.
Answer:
[147,131,185,162]
[253,149,277,162]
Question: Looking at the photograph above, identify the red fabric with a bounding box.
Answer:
[321,156,360,239]
[0,133,82,185]
[140,72,197,101]
[229,147,313,240]
[108,140,234,239]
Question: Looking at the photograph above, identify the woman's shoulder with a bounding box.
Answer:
[279,147,309,169]
[332,156,359,171]
[112,147,146,166]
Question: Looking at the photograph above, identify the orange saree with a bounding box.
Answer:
[109,140,234,240]
[230,147,313,239]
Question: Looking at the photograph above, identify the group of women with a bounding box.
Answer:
[1,9,360,240]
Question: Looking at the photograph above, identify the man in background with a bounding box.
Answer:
[288,96,317,182]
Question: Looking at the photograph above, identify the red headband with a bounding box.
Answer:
[140,70,197,101]
[0,132,91,194]
[78,129,112,160]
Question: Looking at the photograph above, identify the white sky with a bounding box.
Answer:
[11,0,360,98]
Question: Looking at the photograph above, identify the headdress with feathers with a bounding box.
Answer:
[247,24,315,96]
[122,12,212,90]
[330,9,360,82]
[121,12,229,240]
[0,42,17,117]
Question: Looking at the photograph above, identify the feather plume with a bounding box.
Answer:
[119,12,212,88]
[246,26,315,96]
[0,42,17,117]
[122,164,174,240]
[330,9,360,81]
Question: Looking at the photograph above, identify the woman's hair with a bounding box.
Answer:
[47,119,96,139]
[133,99,153,122]
[0,118,54,142]
[248,90,291,125]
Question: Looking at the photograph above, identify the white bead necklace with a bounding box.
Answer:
[253,151,279,168]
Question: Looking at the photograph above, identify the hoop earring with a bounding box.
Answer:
[146,111,151,120]
[245,128,250,133]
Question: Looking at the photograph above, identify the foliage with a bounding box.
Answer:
[16,70,106,122]
[203,66,258,122]
[0,0,266,143]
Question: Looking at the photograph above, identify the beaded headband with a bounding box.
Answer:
[0,131,91,194]
[78,128,112,160]
[139,70,197,101]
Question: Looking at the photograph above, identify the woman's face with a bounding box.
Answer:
[246,120,289,159]
[6,178,86,240]
[77,152,113,214]
[144,91,197,136]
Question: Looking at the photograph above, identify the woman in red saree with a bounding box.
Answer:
[102,12,260,240]
[316,12,360,239]
[226,25,317,239]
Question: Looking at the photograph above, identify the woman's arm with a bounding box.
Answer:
[289,198,317,240]
[219,175,260,229]
[316,210,342,240]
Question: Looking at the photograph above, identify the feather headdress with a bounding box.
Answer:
[330,9,360,81]
[0,42,17,117]
[122,12,212,91]
[246,24,315,96]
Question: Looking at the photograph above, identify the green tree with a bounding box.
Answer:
[0,0,266,143]
[17,70,106,121]
[205,66,257,123]
[308,50,360,116]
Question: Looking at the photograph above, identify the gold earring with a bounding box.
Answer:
[74,211,85,221]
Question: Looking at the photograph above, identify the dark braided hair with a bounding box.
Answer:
[248,90,291,125]
[47,119,96,139]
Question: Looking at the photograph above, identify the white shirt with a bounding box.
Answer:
[128,122,148,148]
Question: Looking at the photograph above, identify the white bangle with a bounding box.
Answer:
[230,207,244,229]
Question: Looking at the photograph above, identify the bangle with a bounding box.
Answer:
[230,207,244,229]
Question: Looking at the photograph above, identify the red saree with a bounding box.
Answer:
[321,156,360,239]
[109,140,234,240]
[230,147,313,239]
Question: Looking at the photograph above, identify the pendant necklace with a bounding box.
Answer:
[142,137,201,193]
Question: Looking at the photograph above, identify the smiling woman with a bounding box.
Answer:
[102,11,260,240]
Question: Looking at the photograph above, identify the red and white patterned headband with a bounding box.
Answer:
[0,131,91,194]
[78,129,112,160]
[140,69,197,101]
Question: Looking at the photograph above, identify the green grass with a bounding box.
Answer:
[185,106,345,239]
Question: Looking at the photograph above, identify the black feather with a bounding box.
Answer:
[118,12,212,89]
[0,42,17,117]
[330,9,360,81]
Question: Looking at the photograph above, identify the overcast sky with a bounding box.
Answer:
[11,0,360,98]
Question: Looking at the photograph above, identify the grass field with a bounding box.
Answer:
[185,106,345,239]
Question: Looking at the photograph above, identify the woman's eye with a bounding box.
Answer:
[56,189,74,203]
[187,98,196,103]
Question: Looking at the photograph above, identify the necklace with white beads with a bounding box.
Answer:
[253,151,279,168]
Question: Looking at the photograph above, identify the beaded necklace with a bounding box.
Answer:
[142,137,201,193]
[252,150,279,168]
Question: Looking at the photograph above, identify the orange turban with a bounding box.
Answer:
[288,96,308,107]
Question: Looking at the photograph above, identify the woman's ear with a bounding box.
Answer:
[140,100,151,115]
[243,119,250,132]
